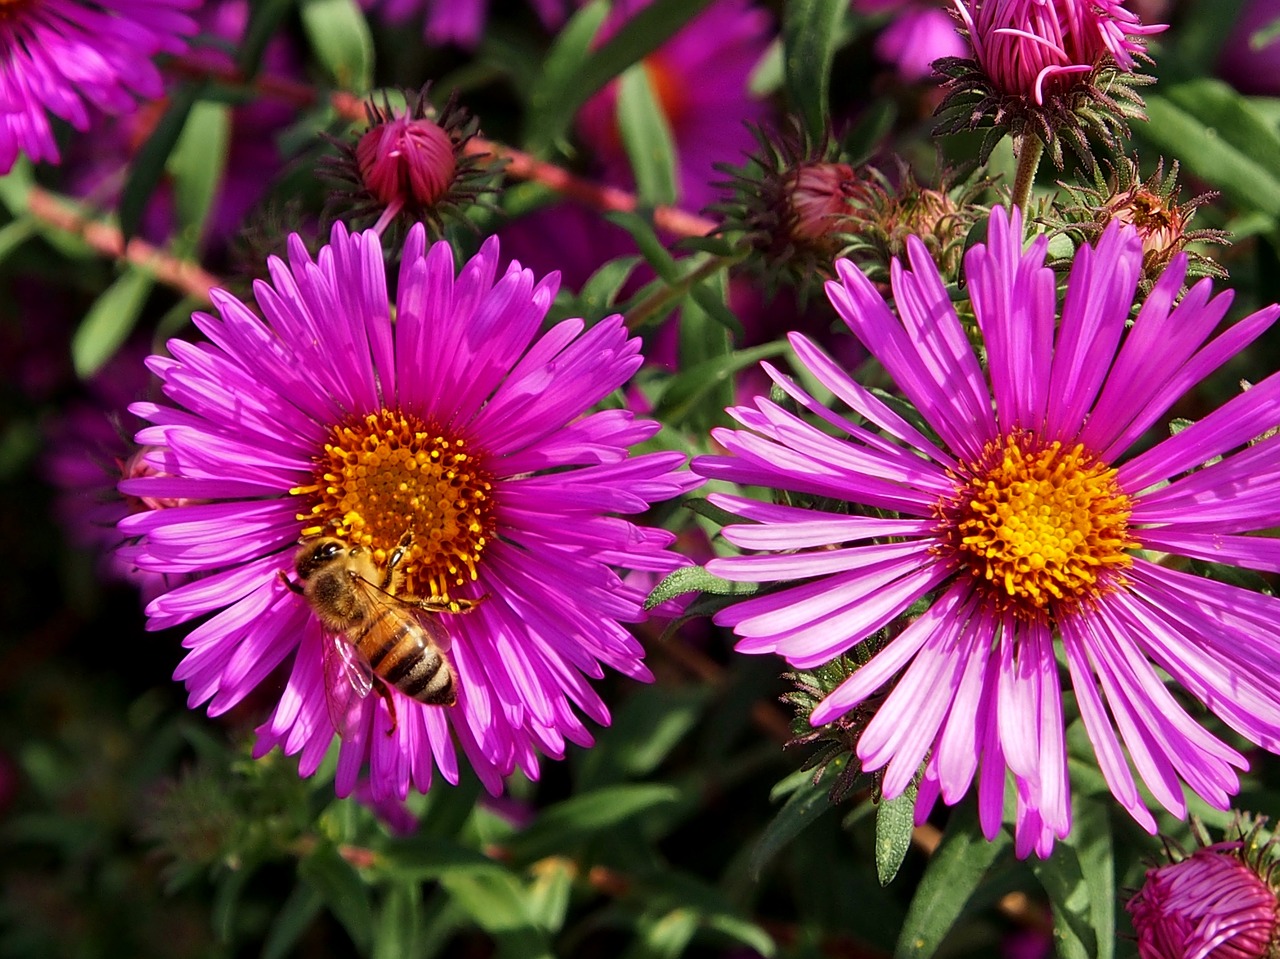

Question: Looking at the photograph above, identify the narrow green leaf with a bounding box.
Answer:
[439,871,546,941]
[376,836,497,882]
[627,908,699,959]
[645,565,759,610]
[167,100,231,252]
[1141,85,1280,218]
[504,784,681,862]
[374,881,424,959]
[300,0,374,92]
[524,858,574,934]
[893,801,1010,959]
[119,84,199,244]
[617,64,679,206]
[525,0,715,154]
[653,340,789,425]
[298,842,376,953]
[72,269,154,378]
[523,0,609,144]
[750,760,843,880]
[875,782,917,887]
[261,882,323,959]
[1029,843,1097,959]
[782,0,847,144]
[578,684,711,789]
[578,255,642,314]
[0,218,36,265]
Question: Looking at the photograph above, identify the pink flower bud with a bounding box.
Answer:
[1127,843,1279,959]
[787,162,856,242]
[955,0,1165,103]
[355,115,457,209]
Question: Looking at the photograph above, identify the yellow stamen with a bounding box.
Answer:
[936,435,1135,614]
[291,409,494,601]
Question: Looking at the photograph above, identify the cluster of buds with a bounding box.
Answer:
[711,121,990,293]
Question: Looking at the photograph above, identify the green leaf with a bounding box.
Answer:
[119,84,199,244]
[578,684,711,789]
[378,836,498,881]
[644,565,759,610]
[782,0,847,144]
[439,871,549,944]
[298,842,376,953]
[893,800,1010,959]
[374,881,424,959]
[682,496,746,530]
[523,0,609,144]
[0,218,36,265]
[653,340,789,425]
[167,99,231,252]
[875,782,917,887]
[72,269,154,378]
[525,0,715,155]
[524,858,574,934]
[579,255,642,314]
[626,908,699,959]
[261,882,323,959]
[1141,81,1280,218]
[300,0,374,92]
[503,784,682,862]
[750,759,843,880]
[617,64,679,206]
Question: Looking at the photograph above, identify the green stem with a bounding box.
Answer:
[623,247,749,332]
[1011,135,1045,212]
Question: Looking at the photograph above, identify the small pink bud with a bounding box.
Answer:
[1126,843,1279,959]
[787,162,856,242]
[355,115,457,210]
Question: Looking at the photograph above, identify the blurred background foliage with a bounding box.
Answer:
[5,0,1280,957]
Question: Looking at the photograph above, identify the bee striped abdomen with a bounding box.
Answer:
[357,608,456,706]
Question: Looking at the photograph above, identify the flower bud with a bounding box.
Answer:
[786,162,856,243]
[355,115,457,210]
[1127,842,1279,959]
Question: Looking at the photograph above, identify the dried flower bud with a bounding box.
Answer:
[1127,841,1279,959]
[1050,156,1227,288]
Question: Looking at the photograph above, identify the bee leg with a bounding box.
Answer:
[382,531,415,593]
[278,570,305,596]
[376,681,399,735]
[410,593,487,615]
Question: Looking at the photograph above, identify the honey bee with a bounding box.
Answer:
[279,531,480,734]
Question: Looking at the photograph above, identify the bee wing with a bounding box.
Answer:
[349,573,459,705]
[322,631,373,740]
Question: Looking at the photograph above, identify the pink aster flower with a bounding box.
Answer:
[0,0,199,174]
[1218,0,1280,97]
[120,224,696,801]
[694,204,1280,857]
[360,0,572,48]
[954,0,1164,102]
[853,0,968,81]
[576,0,775,211]
[1128,842,1279,959]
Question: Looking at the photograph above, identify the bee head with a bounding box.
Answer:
[295,536,347,581]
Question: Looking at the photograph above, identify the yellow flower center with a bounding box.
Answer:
[291,409,494,601]
[937,436,1136,613]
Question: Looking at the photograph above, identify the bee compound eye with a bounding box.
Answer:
[321,541,344,560]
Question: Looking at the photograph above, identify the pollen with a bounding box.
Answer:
[936,435,1136,614]
[290,409,494,601]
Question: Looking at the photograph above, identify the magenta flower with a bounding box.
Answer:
[0,0,198,174]
[1218,0,1280,97]
[120,224,696,801]
[853,0,967,81]
[576,0,774,211]
[1127,843,1279,959]
[954,0,1164,102]
[360,0,571,48]
[695,205,1280,857]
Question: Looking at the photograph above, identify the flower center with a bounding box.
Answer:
[291,409,494,601]
[936,435,1136,613]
